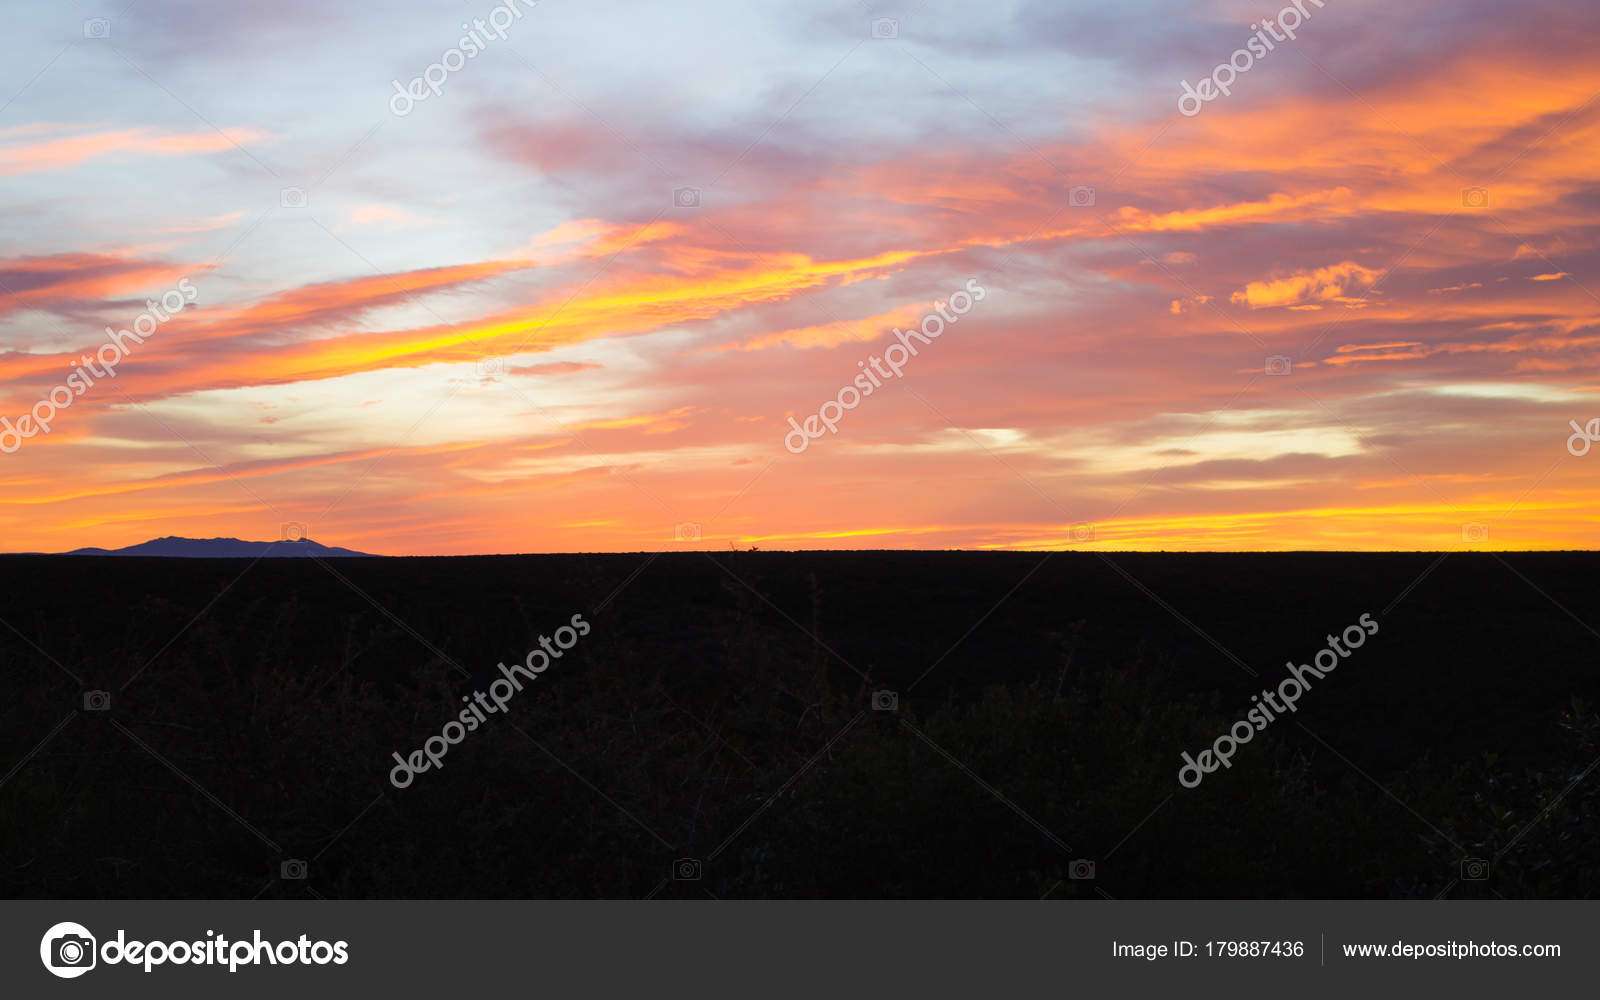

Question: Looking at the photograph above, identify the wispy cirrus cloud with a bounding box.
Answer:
[3,0,1600,554]
[0,124,271,176]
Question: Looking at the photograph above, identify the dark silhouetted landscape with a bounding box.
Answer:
[61,536,379,558]
[2,549,1595,898]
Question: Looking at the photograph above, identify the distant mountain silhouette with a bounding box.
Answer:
[63,536,380,558]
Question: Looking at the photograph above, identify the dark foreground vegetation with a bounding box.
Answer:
[1,550,1597,898]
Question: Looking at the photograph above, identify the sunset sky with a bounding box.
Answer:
[4,0,1600,554]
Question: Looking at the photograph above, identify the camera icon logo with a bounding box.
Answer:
[871,689,899,712]
[673,187,700,208]
[280,187,308,208]
[1069,185,1096,207]
[281,859,309,879]
[672,858,703,880]
[674,522,702,542]
[40,921,97,978]
[1461,187,1489,209]
[83,690,111,712]
[477,357,505,378]
[280,522,309,543]
[1462,523,1489,543]
[83,18,110,38]
[1265,354,1292,376]
[1068,859,1095,880]
[1460,857,1489,880]
[870,17,899,39]
[1068,523,1095,543]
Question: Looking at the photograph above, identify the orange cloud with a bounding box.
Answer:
[1230,262,1383,309]
[0,125,269,175]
